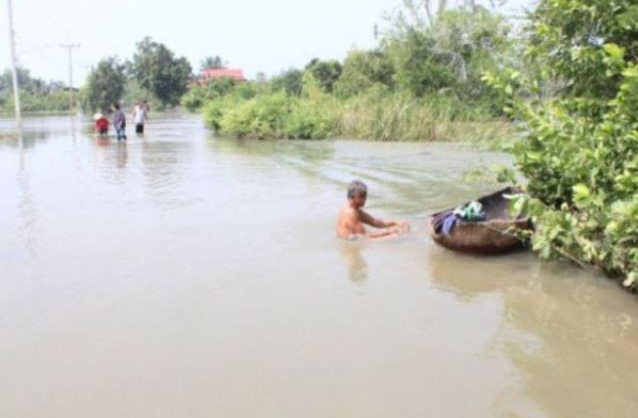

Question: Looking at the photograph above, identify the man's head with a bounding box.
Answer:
[347,180,368,208]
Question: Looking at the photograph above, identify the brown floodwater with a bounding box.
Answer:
[1,114,637,418]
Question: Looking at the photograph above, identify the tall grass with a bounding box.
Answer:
[340,91,511,142]
[202,88,512,142]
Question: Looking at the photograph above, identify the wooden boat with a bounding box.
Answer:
[428,187,531,254]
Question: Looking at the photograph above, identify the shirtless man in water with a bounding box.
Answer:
[337,180,410,239]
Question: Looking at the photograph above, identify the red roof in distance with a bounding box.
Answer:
[202,68,246,81]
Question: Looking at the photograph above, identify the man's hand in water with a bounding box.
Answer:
[374,221,410,238]
[387,220,410,233]
[394,221,411,234]
[397,220,411,231]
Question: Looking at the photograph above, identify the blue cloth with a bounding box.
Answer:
[441,213,459,235]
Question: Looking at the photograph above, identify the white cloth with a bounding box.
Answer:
[133,106,148,124]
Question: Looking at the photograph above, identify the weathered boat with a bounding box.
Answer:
[428,187,531,254]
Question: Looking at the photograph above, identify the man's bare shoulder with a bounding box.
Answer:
[337,204,365,239]
[339,204,357,215]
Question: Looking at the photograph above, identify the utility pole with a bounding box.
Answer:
[60,43,80,113]
[7,0,21,129]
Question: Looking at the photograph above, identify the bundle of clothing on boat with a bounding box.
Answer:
[432,200,487,235]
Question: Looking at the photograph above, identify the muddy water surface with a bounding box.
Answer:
[1,114,637,418]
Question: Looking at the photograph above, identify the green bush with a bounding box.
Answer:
[502,0,638,290]
[202,96,235,131]
[184,79,262,112]
[209,90,339,140]
[201,80,509,142]
[285,98,339,139]
[219,92,291,138]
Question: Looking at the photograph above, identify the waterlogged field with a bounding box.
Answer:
[1,114,637,418]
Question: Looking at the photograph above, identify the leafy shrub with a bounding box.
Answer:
[285,98,339,139]
[219,92,291,138]
[502,0,638,290]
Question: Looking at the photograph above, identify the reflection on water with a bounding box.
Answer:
[16,170,37,260]
[426,245,535,300]
[339,242,368,282]
[116,141,128,168]
[1,113,637,418]
[426,243,638,417]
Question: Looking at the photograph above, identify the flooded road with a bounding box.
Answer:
[1,114,637,418]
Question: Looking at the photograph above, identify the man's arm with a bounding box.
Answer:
[359,209,406,229]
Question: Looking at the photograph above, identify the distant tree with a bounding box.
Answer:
[304,59,343,93]
[383,1,511,99]
[82,57,127,112]
[334,49,395,98]
[271,68,304,96]
[0,67,53,95]
[131,37,193,107]
[200,55,226,71]
[0,67,72,113]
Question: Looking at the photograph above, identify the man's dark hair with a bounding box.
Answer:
[347,180,368,199]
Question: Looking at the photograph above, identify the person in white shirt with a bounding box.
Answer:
[132,100,150,135]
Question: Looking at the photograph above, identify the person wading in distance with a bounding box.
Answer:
[112,103,127,141]
[132,100,149,135]
[337,180,410,239]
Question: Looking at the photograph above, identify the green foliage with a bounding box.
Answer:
[182,77,238,111]
[202,95,240,131]
[220,92,292,138]
[0,67,71,114]
[304,59,343,93]
[200,79,508,142]
[527,0,638,102]
[202,78,339,140]
[334,49,395,98]
[386,28,455,96]
[122,78,158,110]
[285,99,339,139]
[184,78,262,112]
[193,0,514,142]
[131,37,193,107]
[340,88,507,141]
[81,57,127,113]
[501,0,638,290]
[382,1,512,108]
[271,68,304,96]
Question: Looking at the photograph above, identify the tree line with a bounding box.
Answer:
[0,67,72,113]
[82,37,192,112]
[183,0,514,141]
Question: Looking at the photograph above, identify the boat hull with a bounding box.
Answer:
[428,187,531,254]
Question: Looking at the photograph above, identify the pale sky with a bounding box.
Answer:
[0,0,534,86]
